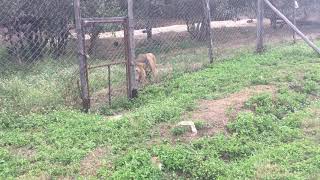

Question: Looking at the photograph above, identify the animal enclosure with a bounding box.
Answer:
[1,1,320,178]
[1,0,320,112]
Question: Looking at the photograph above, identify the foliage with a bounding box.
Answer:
[171,126,188,136]
[0,0,73,63]
[194,121,206,130]
[1,41,320,178]
[0,0,126,61]
[81,0,126,54]
[245,89,308,119]
[110,149,162,179]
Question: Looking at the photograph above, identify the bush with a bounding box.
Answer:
[1,0,73,63]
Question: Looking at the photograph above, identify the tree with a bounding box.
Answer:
[0,0,73,63]
[134,0,168,40]
[81,0,126,55]
[227,0,256,19]
[174,0,224,41]
[0,0,126,62]
[133,0,244,41]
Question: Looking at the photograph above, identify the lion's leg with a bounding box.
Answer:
[140,68,147,84]
[149,56,158,81]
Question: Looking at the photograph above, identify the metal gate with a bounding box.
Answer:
[74,0,137,112]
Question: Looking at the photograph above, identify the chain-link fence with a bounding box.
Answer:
[0,0,79,116]
[262,0,320,48]
[1,0,320,115]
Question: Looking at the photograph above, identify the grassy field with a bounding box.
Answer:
[1,41,320,179]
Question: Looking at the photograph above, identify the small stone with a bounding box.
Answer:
[177,121,198,136]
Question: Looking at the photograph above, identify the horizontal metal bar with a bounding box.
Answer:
[82,17,127,24]
[88,61,127,70]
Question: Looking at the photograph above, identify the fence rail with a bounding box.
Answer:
[82,17,127,24]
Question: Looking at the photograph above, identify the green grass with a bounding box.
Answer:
[0,37,209,116]
[171,126,189,136]
[1,41,320,179]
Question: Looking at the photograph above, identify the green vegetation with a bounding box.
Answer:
[194,121,206,130]
[1,41,320,179]
[171,126,189,136]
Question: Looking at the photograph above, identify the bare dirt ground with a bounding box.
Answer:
[86,18,320,61]
[70,17,320,42]
[302,108,320,144]
[150,85,277,144]
[190,85,277,137]
[10,147,37,160]
[79,147,108,176]
[71,19,263,40]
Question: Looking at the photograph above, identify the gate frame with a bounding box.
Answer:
[74,0,137,112]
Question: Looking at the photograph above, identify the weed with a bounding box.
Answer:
[245,89,308,119]
[109,149,162,179]
[194,121,206,130]
[171,126,188,136]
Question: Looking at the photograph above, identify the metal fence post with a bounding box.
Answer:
[108,65,111,106]
[203,0,214,63]
[127,0,138,98]
[293,0,297,43]
[257,0,264,53]
[74,0,90,112]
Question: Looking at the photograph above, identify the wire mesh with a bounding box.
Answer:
[79,1,128,111]
[1,0,320,114]
[263,0,320,48]
[85,23,128,111]
[0,0,80,115]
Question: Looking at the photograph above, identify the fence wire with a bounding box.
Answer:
[1,0,320,114]
[264,0,320,47]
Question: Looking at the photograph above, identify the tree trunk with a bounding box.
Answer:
[146,20,152,39]
[87,25,102,55]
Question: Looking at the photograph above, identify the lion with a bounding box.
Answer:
[135,53,157,84]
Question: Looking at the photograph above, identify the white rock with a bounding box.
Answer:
[177,121,198,136]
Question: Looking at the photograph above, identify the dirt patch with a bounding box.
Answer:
[10,147,37,160]
[149,85,277,144]
[302,108,320,143]
[18,175,77,180]
[191,85,277,137]
[254,162,285,179]
[80,147,108,176]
